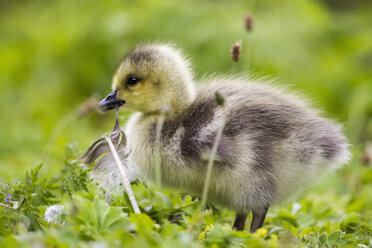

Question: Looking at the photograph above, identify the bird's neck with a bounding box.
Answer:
[173,79,196,111]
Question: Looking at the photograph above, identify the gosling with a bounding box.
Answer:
[98,43,350,232]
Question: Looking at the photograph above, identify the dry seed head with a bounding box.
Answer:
[77,95,99,118]
[231,41,242,62]
[245,14,253,31]
[362,142,372,165]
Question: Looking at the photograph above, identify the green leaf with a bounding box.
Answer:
[318,233,327,245]
[340,213,360,233]
[129,213,156,234]
[327,230,342,247]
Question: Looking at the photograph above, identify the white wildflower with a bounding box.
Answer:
[44,204,64,224]
[291,202,302,215]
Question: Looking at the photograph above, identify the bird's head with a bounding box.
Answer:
[99,43,195,115]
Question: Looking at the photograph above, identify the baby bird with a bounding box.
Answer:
[98,43,350,232]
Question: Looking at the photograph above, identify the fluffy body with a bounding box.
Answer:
[125,78,350,214]
[111,43,350,221]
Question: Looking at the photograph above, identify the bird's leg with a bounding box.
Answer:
[233,212,247,231]
[250,206,269,233]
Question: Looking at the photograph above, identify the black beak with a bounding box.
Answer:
[98,90,126,112]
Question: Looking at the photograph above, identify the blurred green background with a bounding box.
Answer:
[0,0,371,181]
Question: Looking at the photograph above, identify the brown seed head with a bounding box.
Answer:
[231,41,242,62]
[362,142,372,165]
[245,14,253,31]
[77,95,99,118]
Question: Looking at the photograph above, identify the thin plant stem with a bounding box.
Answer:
[44,96,98,167]
[154,115,165,188]
[244,0,258,70]
[175,199,199,210]
[201,108,226,208]
[245,36,254,70]
[43,110,77,166]
[0,203,9,208]
[105,137,141,214]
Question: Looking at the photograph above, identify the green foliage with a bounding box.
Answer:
[1,148,372,247]
[68,196,133,240]
[1,0,371,179]
[0,146,89,236]
[57,143,89,197]
[0,164,57,235]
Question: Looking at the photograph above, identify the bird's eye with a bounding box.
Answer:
[127,76,139,87]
